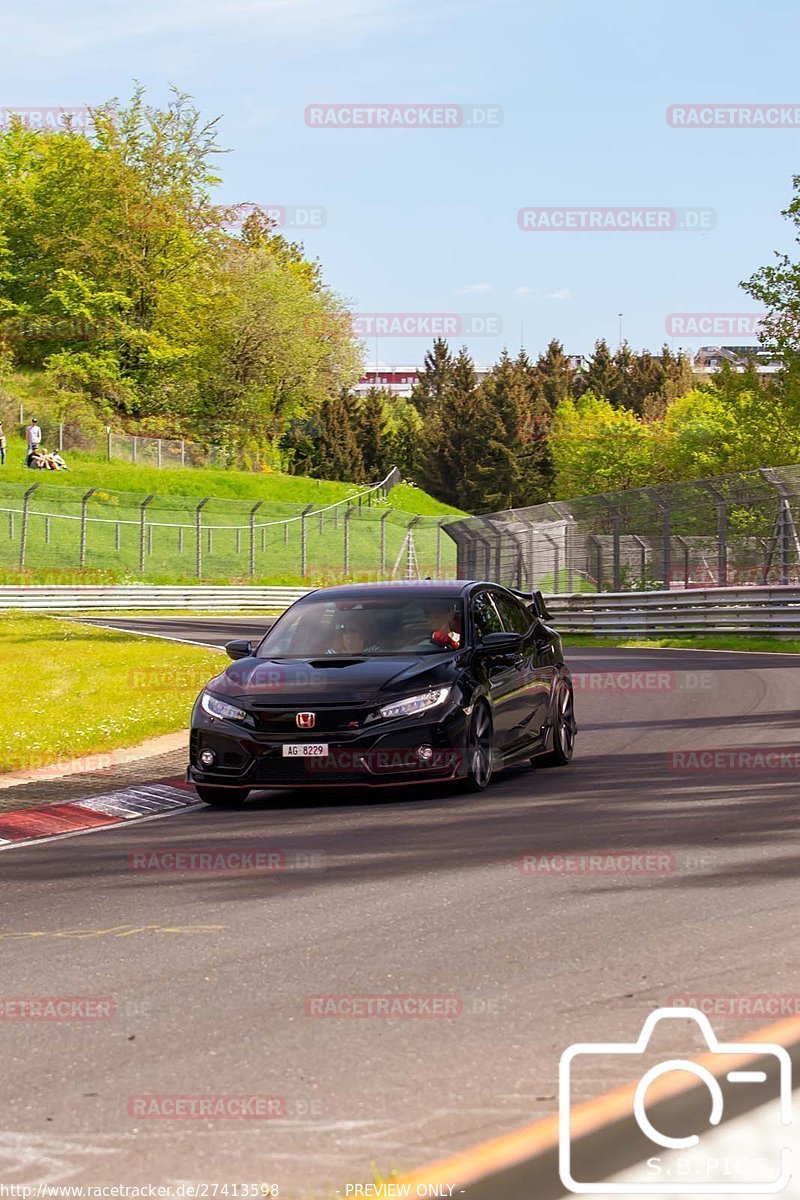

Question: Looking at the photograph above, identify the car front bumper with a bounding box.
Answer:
[188,705,470,789]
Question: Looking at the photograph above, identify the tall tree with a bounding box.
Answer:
[419,347,507,511]
[410,337,454,417]
[315,389,364,481]
[354,387,391,479]
[583,339,623,404]
[533,339,576,409]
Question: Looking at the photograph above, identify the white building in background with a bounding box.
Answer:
[692,345,782,376]
[354,356,585,399]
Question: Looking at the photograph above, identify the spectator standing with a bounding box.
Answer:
[25,417,42,465]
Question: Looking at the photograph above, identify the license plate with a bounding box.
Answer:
[282,743,329,757]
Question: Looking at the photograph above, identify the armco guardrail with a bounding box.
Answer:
[3,583,800,631]
[0,586,311,612]
[546,585,800,635]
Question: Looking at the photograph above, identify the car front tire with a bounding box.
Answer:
[465,701,494,792]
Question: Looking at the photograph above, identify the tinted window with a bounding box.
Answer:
[472,592,503,638]
[256,594,464,657]
[492,592,531,635]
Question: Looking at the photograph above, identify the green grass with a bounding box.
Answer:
[0,433,464,510]
[0,612,223,773]
[563,633,800,654]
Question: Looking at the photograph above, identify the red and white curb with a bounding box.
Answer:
[0,782,200,849]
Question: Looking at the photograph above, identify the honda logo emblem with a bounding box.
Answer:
[296,712,316,729]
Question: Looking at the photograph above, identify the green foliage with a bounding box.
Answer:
[0,87,361,465]
[550,392,658,495]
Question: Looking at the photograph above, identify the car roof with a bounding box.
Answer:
[300,580,493,601]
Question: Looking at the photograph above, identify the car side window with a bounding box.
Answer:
[472,592,504,638]
[492,592,531,635]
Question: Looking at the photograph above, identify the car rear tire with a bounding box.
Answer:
[195,785,251,808]
[533,680,575,768]
[465,701,494,792]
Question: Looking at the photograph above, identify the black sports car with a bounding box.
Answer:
[188,580,576,806]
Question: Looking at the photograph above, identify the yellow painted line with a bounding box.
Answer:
[393,1012,800,1194]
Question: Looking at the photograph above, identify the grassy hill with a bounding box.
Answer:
[0,373,464,585]
[0,371,462,517]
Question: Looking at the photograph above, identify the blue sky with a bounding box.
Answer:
[6,0,800,366]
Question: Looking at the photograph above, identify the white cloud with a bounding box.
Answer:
[455,282,494,295]
[514,285,535,296]
[548,287,572,301]
[4,0,415,59]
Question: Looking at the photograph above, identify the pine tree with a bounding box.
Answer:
[584,339,624,404]
[410,337,454,417]
[315,389,364,481]
[533,339,577,409]
[354,388,390,479]
[419,347,507,511]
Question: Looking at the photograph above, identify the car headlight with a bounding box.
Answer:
[201,691,247,722]
[378,686,452,721]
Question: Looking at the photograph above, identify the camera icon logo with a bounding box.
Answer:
[559,1007,793,1194]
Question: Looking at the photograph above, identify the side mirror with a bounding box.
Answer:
[225,639,254,661]
[480,631,523,653]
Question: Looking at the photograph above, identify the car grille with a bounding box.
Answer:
[248,704,373,736]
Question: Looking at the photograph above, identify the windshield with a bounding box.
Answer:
[256,595,464,657]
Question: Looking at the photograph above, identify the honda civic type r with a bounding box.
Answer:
[188,581,576,806]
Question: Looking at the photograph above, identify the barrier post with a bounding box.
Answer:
[18,483,40,570]
[80,487,97,569]
[300,504,314,577]
[139,494,155,573]
[196,498,210,579]
[249,501,263,577]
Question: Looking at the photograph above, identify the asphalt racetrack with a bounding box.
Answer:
[2,617,800,1195]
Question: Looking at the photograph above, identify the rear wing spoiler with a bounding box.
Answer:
[507,588,552,622]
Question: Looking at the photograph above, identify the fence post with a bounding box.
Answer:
[675,536,690,588]
[178,527,184,554]
[700,482,727,587]
[116,522,121,552]
[181,441,185,467]
[44,515,51,545]
[300,504,314,577]
[541,532,559,594]
[587,534,603,591]
[597,497,621,590]
[157,439,162,469]
[106,427,111,462]
[631,534,647,587]
[132,436,137,463]
[249,501,264,577]
[343,506,352,575]
[196,498,210,579]
[760,467,797,586]
[7,512,12,540]
[18,483,40,570]
[59,423,64,452]
[80,487,97,569]
[646,489,671,588]
[380,509,392,576]
[139,494,155,573]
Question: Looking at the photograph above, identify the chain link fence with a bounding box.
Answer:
[0,474,455,583]
[444,465,800,592]
[3,410,227,470]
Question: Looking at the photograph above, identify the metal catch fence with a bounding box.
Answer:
[444,465,800,592]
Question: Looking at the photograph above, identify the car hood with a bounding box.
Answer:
[205,654,460,706]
